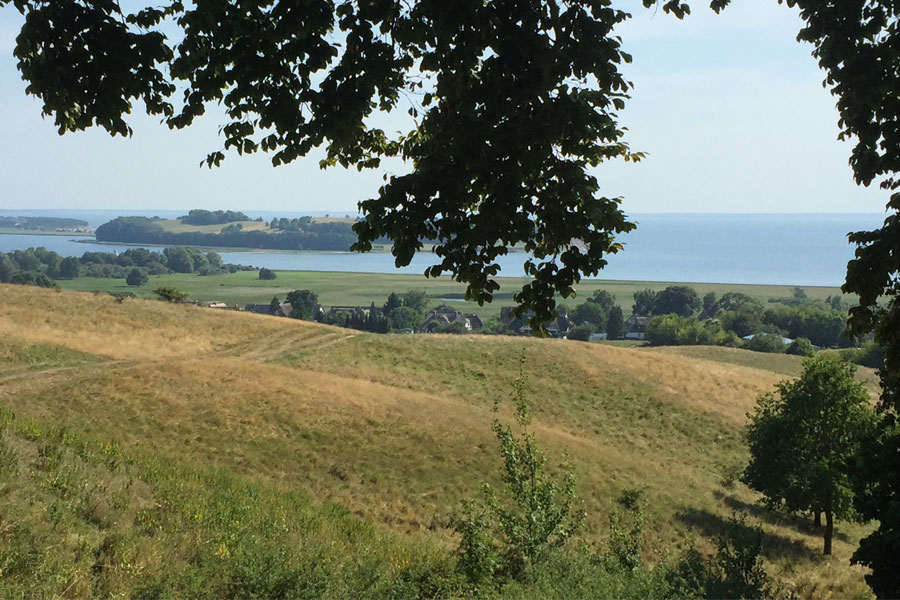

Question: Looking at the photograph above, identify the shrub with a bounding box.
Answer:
[743,333,786,354]
[645,314,712,346]
[154,286,189,303]
[567,324,595,341]
[258,267,277,280]
[126,268,149,287]
[786,337,815,356]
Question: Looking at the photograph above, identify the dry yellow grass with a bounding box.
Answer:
[0,284,875,598]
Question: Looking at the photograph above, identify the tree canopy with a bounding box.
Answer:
[3,0,642,325]
[744,355,876,556]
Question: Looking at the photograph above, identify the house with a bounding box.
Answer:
[624,315,650,340]
[420,305,483,333]
[742,334,794,345]
[244,303,273,315]
[325,305,375,322]
[499,307,570,337]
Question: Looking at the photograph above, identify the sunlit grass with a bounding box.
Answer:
[0,284,874,598]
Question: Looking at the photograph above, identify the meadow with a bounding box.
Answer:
[0,284,875,597]
[55,269,845,320]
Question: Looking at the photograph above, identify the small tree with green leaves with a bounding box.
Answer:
[744,355,877,555]
[126,267,149,287]
[455,357,584,585]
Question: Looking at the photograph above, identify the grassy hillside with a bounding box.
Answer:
[155,219,271,234]
[0,285,875,597]
[56,269,846,321]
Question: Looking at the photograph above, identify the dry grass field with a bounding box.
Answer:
[0,284,877,598]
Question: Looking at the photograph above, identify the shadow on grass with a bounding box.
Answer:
[715,492,853,545]
[676,507,821,561]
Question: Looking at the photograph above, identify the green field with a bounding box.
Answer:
[0,284,876,598]
[56,269,845,320]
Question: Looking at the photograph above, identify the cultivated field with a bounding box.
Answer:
[56,269,846,321]
[0,285,875,597]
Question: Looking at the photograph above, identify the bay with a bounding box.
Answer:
[0,212,887,287]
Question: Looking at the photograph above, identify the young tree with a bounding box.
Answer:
[743,355,877,555]
[455,359,583,583]
[606,305,625,340]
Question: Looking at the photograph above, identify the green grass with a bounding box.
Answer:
[55,270,846,321]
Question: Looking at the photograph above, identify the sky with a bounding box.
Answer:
[0,1,889,215]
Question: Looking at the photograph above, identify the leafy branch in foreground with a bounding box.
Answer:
[455,355,584,585]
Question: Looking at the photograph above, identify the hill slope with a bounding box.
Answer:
[0,285,874,597]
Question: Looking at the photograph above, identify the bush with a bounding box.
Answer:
[645,314,712,346]
[841,340,885,369]
[567,324,595,341]
[154,286,189,303]
[258,267,277,280]
[126,268,149,287]
[786,337,815,356]
[743,333,786,354]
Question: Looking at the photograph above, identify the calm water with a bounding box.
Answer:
[0,212,887,287]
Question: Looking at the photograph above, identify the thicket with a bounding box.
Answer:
[178,209,250,225]
[0,246,252,288]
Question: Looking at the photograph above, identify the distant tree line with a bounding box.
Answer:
[177,209,250,226]
[280,289,430,334]
[0,216,89,230]
[95,216,362,251]
[637,286,862,355]
[0,246,252,289]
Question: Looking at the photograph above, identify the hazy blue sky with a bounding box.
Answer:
[0,1,889,214]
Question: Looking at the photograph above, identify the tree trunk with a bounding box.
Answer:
[814,511,821,527]
[824,509,833,555]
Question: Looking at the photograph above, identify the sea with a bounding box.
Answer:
[0,209,887,287]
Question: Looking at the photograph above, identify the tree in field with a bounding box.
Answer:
[653,285,701,317]
[258,267,277,280]
[285,290,319,320]
[606,305,625,340]
[126,267,149,287]
[743,355,877,556]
